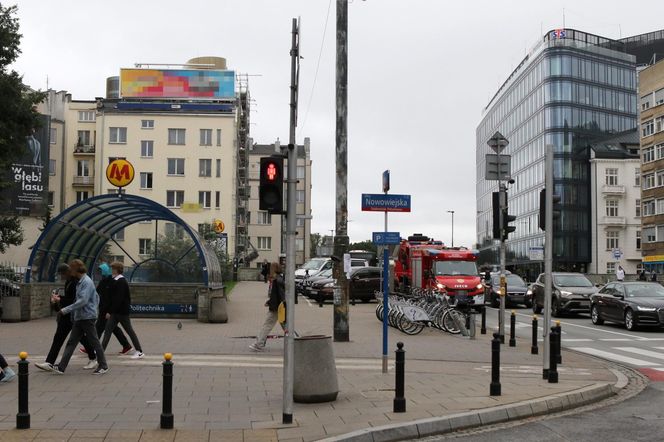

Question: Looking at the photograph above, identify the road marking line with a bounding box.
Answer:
[569,347,658,366]
[634,338,664,341]
[599,338,634,342]
[560,338,594,342]
[616,347,664,360]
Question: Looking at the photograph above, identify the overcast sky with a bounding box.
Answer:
[10,0,664,247]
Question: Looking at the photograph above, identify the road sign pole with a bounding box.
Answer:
[382,246,389,373]
[543,146,553,379]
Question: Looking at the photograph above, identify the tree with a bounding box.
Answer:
[310,232,322,257]
[348,240,377,254]
[0,4,46,251]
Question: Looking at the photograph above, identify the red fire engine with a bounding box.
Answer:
[394,234,484,302]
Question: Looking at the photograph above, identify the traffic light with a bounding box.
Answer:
[259,156,284,213]
[492,191,501,239]
[502,204,516,241]
[538,188,561,231]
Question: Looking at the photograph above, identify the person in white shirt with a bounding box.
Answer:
[616,265,625,282]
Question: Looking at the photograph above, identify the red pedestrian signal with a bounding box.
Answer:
[266,163,277,181]
[259,157,284,213]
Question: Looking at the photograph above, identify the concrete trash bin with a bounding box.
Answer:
[294,335,339,403]
[208,295,228,323]
[1,295,21,323]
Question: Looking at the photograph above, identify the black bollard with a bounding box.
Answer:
[318,294,324,308]
[16,352,30,429]
[531,315,539,355]
[393,342,406,413]
[548,327,559,383]
[555,320,562,364]
[490,332,501,396]
[509,310,516,347]
[481,306,487,335]
[160,353,174,429]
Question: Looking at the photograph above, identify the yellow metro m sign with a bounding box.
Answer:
[106,159,135,188]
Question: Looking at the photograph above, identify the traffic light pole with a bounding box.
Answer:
[499,183,506,344]
[543,146,553,378]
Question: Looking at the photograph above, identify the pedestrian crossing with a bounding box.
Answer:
[569,346,664,369]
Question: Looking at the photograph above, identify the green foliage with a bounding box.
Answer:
[310,232,322,257]
[0,216,22,253]
[147,232,203,283]
[348,240,377,254]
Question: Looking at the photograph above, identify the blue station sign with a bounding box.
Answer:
[361,194,411,212]
[372,232,401,245]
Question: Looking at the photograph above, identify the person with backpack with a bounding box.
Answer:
[95,263,132,355]
[250,262,285,352]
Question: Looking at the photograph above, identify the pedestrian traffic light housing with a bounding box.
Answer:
[502,205,516,241]
[492,191,501,239]
[259,156,284,213]
[538,188,561,231]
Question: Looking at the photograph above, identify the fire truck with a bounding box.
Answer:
[394,234,484,304]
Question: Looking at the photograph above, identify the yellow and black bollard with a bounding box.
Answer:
[160,353,174,429]
[16,352,30,429]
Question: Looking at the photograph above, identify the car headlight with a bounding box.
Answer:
[637,306,657,312]
[559,290,573,298]
[476,284,484,290]
[323,282,334,288]
[526,289,533,295]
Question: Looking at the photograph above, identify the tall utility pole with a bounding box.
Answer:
[447,210,455,247]
[282,17,299,425]
[333,0,350,342]
[543,146,553,379]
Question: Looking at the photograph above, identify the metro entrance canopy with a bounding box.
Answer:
[26,193,222,286]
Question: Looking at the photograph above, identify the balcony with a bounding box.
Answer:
[601,184,626,196]
[72,175,94,186]
[74,144,95,155]
[601,216,626,226]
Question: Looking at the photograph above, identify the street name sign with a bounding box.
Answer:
[362,194,411,212]
[485,154,512,181]
[372,231,401,245]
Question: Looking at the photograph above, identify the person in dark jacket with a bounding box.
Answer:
[35,263,98,372]
[95,263,131,354]
[260,259,269,283]
[0,353,16,382]
[250,262,285,352]
[100,262,144,359]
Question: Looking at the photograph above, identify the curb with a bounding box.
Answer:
[317,382,616,442]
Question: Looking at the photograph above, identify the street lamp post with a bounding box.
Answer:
[447,210,455,247]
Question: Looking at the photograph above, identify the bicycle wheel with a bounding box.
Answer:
[398,315,425,335]
[376,304,384,321]
[442,310,461,334]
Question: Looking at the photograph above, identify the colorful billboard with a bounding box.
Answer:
[120,69,235,99]
[1,114,50,216]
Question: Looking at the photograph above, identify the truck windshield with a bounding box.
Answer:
[434,261,478,276]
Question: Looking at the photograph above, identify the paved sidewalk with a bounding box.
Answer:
[0,281,620,441]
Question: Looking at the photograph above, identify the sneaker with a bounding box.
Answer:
[35,362,55,372]
[52,365,64,375]
[118,346,133,355]
[130,351,145,360]
[0,367,16,382]
[93,366,109,375]
[83,359,98,370]
[249,343,265,352]
[79,347,87,354]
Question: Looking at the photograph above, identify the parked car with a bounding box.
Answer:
[531,272,598,317]
[307,267,382,303]
[302,268,333,296]
[590,282,664,330]
[295,257,368,294]
[487,274,532,308]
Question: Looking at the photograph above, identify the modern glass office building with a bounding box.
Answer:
[476,29,639,279]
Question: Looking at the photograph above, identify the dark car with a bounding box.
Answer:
[487,274,532,308]
[303,268,333,298]
[308,267,382,303]
[532,272,598,317]
[590,282,664,331]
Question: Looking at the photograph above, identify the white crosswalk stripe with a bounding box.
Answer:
[616,347,664,361]
[569,347,659,367]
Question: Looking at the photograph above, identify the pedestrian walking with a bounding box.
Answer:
[250,262,285,352]
[260,259,269,283]
[101,262,145,359]
[616,265,625,282]
[639,270,647,281]
[35,263,98,372]
[652,271,658,282]
[0,353,16,383]
[53,259,108,375]
[94,263,132,355]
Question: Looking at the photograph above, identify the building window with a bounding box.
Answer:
[636,199,641,217]
[644,226,656,243]
[296,190,305,203]
[216,129,222,146]
[199,159,212,177]
[215,191,220,208]
[112,228,125,241]
[605,168,618,186]
[109,127,127,144]
[644,200,656,216]
[200,129,212,146]
[297,166,305,179]
[165,222,184,239]
[141,120,154,129]
[49,159,56,176]
[637,230,641,250]
[606,262,616,274]
[139,238,152,255]
[643,173,655,190]
[635,168,641,186]
[109,255,124,263]
[78,110,95,122]
[166,190,184,208]
[643,146,655,163]
[140,172,153,189]
[658,171,664,188]
[296,217,305,227]
[657,116,664,133]
[643,119,655,137]
[47,191,54,207]
[77,160,91,177]
[76,191,89,202]
[77,130,92,146]
[168,128,186,145]
[216,159,221,177]
[199,191,211,209]
[658,198,664,215]
[198,223,213,236]
[167,158,185,176]
[257,236,272,250]
[606,231,619,250]
[296,238,304,252]
[606,200,618,217]
[257,211,272,225]
[141,140,154,158]
[657,143,664,160]
[50,127,56,144]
